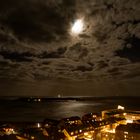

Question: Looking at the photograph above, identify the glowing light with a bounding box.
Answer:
[118,105,125,110]
[123,113,126,116]
[132,116,135,119]
[126,119,133,123]
[58,94,61,98]
[31,136,35,139]
[37,123,41,128]
[71,19,84,34]
[71,132,74,135]
[103,129,116,134]
[85,138,92,140]
[84,132,88,136]
[124,131,128,134]
[87,135,92,138]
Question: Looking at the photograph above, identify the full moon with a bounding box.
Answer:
[71,19,84,35]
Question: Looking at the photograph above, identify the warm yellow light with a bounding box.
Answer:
[124,131,128,134]
[104,129,116,134]
[37,123,41,128]
[84,132,89,136]
[87,135,92,138]
[126,119,133,123]
[123,113,126,116]
[71,19,84,34]
[31,136,35,139]
[117,105,125,110]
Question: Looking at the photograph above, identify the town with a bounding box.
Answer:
[0,105,140,140]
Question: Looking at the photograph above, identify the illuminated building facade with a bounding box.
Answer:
[0,106,140,140]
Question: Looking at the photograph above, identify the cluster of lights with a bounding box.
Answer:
[126,119,133,123]
[3,128,16,135]
[0,105,139,140]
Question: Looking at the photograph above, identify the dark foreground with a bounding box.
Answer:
[0,96,140,140]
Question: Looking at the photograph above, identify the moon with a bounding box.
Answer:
[71,19,84,35]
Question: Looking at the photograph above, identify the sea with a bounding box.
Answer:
[0,96,139,122]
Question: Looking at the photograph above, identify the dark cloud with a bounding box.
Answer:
[39,47,67,59]
[72,65,93,72]
[79,34,90,39]
[0,50,34,62]
[0,0,140,96]
[115,36,140,62]
[107,67,122,77]
[96,61,108,70]
[0,0,76,42]
[65,43,89,60]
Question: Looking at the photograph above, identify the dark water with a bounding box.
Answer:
[0,97,139,122]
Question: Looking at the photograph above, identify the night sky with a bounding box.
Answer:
[0,0,140,96]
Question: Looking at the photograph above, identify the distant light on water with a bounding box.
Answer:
[117,105,125,110]
[37,123,41,128]
[58,94,61,98]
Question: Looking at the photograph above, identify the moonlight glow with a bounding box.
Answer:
[71,19,84,35]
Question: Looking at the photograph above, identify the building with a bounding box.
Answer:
[102,109,125,119]
[59,116,94,140]
[115,123,140,140]
[124,111,140,123]
[82,112,101,125]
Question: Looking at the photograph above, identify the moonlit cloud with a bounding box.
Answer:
[71,19,84,35]
[0,0,140,96]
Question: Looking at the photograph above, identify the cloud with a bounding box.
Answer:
[0,50,34,62]
[65,43,89,60]
[0,0,139,96]
[115,36,140,62]
[0,0,76,42]
[39,47,67,59]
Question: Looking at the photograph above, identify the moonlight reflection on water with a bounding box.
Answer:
[0,98,139,121]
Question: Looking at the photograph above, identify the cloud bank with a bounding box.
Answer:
[0,0,140,96]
